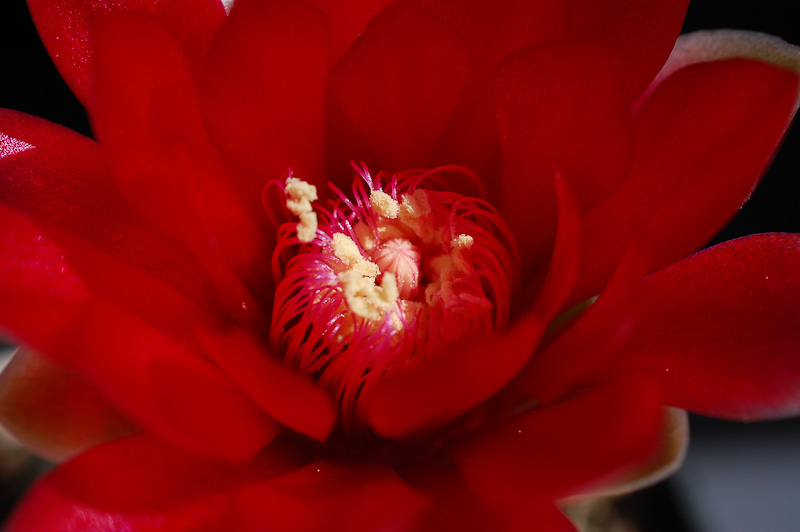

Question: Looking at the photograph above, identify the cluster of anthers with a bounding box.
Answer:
[267,164,519,433]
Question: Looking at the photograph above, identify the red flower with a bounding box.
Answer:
[1,0,800,530]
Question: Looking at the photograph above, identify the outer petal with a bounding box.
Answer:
[610,234,800,420]
[327,1,470,184]
[422,0,570,185]
[27,0,226,105]
[0,348,137,462]
[67,300,278,462]
[510,241,648,405]
[0,206,275,461]
[574,58,799,303]
[231,462,430,532]
[573,408,689,499]
[641,29,800,109]
[0,109,224,348]
[496,43,631,271]
[450,378,664,507]
[416,476,575,532]
[409,467,547,532]
[89,13,271,324]
[3,435,309,532]
[201,0,330,187]
[568,0,689,101]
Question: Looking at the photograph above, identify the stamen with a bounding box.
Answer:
[284,177,318,243]
[332,233,380,278]
[269,165,518,432]
[339,270,399,322]
[369,190,399,219]
[451,233,474,250]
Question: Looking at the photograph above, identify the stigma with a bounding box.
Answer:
[269,165,518,432]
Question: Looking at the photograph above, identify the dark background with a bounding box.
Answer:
[1,1,800,530]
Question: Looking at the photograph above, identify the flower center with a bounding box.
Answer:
[270,165,518,432]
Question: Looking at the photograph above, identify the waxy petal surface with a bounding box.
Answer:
[0,109,224,347]
[0,348,137,462]
[367,313,544,438]
[511,229,649,405]
[199,328,336,442]
[27,0,225,105]
[304,0,395,65]
[451,378,663,505]
[612,234,800,420]
[496,43,631,270]
[579,408,689,498]
[89,13,272,323]
[643,29,800,107]
[327,1,470,183]
[530,175,582,323]
[0,206,275,462]
[3,435,309,532]
[567,0,688,101]
[422,0,570,185]
[575,59,799,303]
[231,462,429,532]
[202,0,330,187]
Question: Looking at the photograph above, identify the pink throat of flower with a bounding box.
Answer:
[268,164,518,433]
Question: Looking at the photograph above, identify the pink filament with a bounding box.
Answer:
[269,166,518,432]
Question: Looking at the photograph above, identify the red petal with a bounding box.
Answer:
[70,300,278,461]
[0,203,93,353]
[327,1,469,183]
[231,462,430,532]
[530,175,582,322]
[611,234,800,420]
[0,348,137,462]
[27,0,225,105]
[568,0,688,101]
[4,435,309,532]
[302,0,394,66]
[638,29,800,110]
[367,313,544,438]
[201,0,330,187]
[581,408,689,498]
[413,469,576,532]
[198,328,336,442]
[422,0,570,185]
[450,378,664,505]
[0,212,274,461]
[495,43,632,271]
[510,243,648,405]
[575,59,799,303]
[89,13,272,324]
[0,109,224,347]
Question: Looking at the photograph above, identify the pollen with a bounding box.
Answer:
[269,165,519,431]
[338,270,399,322]
[452,233,474,250]
[399,189,431,219]
[333,233,380,278]
[369,190,399,219]
[284,177,318,242]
